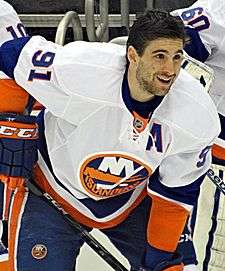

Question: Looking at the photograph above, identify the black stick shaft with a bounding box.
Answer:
[26,180,129,271]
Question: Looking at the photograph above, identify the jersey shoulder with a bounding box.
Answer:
[155,69,220,141]
[0,0,17,16]
[0,1,24,46]
[54,41,126,103]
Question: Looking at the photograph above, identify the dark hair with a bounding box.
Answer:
[127,9,186,56]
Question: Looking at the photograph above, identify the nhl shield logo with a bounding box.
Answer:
[133,118,144,130]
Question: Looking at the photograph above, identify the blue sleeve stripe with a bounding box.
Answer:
[148,168,205,206]
[0,37,30,78]
[184,26,210,62]
[218,113,225,141]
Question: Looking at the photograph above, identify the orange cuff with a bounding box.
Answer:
[0,261,10,271]
[147,193,189,252]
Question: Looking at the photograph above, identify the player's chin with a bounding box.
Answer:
[154,85,171,96]
[153,80,173,96]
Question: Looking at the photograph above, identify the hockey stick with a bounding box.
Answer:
[26,178,129,271]
[207,168,225,195]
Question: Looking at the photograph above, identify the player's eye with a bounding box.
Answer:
[154,53,165,60]
[173,54,183,61]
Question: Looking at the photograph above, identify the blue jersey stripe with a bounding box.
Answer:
[213,113,225,166]
[218,113,225,141]
[148,168,205,206]
[0,37,30,79]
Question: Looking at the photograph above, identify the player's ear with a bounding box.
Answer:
[127,46,139,65]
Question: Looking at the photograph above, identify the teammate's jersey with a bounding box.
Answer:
[172,0,225,162]
[0,0,28,113]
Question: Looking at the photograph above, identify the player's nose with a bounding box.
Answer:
[163,58,176,75]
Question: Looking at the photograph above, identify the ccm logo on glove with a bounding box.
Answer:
[0,121,38,139]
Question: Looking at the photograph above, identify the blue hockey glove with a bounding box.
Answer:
[0,113,38,178]
[0,37,30,78]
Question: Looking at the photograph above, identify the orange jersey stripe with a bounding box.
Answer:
[0,79,29,113]
[33,165,147,229]
[2,181,12,220]
[0,177,24,220]
[147,193,189,252]
[8,185,27,271]
[212,144,225,160]
[0,261,10,271]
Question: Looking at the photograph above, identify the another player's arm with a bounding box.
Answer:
[172,5,215,62]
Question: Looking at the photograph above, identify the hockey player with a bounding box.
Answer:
[172,0,225,270]
[0,4,220,271]
[0,1,29,271]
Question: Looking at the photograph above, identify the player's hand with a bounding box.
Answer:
[0,113,38,179]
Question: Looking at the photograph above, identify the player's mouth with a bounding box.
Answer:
[156,75,174,86]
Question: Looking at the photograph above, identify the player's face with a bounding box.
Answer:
[131,38,184,99]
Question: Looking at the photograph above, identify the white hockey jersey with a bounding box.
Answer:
[172,0,225,161]
[11,37,220,251]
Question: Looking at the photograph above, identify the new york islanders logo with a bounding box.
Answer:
[79,153,152,199]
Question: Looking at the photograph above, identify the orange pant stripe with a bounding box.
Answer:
[8,187,27,271]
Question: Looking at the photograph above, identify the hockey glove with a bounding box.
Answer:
[0,113,38,179]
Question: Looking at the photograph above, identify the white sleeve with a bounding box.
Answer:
[160,126,213,188]
[14,36,126,125]
[151,113,215,187]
